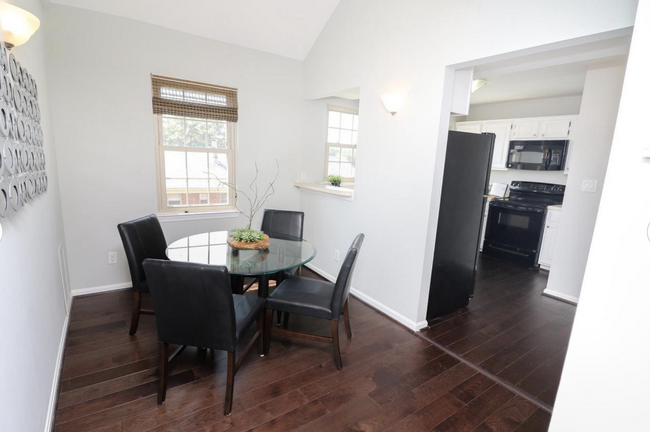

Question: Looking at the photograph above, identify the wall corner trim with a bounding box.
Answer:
[542,288,579,305]
[45,313,70,432]
[304,263,427,332]
[72,282,131,297]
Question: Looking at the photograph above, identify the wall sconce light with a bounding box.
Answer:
[471,79,487,93]
[381,93,406,116]
[0,3,41,49]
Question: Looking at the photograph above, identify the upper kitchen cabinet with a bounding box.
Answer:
[511,115,577,139]
[455,122,482,133]
[539,117,575,138]
[481,122,510,170]
[511,119,540,138]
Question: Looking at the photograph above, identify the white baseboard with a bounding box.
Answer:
[304,263,428,332]
[72,282,131,297]
[543,288,579,305]
[45,312,70,432]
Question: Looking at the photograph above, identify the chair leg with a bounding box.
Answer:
[257,312,265,357]
[331,320,343,370]
[276,311,283,327]
[282,312,290,329]
[129,292,141,335]
[264,309,273,356]
[224,351,236,416]
[157,342,169,404]
[343,299,352,340]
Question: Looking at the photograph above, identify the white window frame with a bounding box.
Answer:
[154,115,237,213]
[325,105,358,184]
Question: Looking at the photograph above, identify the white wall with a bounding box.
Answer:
[544,62,625,302]
[302,0,638,326]
[550,2,649,429]
[0,1,68,430]
[45,5,307,291]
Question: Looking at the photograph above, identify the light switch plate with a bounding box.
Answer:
[581,179,598,193]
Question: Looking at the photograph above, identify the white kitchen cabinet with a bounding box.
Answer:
[455,122,482,133]
[511,120,540,138]
[538,206,562,269]
[539,118,574,138]
[482,122,511,170]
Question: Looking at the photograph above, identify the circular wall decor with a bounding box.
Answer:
[0,50,47,217]
[0,183,8,218]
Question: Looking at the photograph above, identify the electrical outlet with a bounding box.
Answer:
[108,252,117,265]
[581,179,598,193]
[334,249,340,262]
[300,171,306,181]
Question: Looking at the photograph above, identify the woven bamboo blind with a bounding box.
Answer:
[151,75,238,122]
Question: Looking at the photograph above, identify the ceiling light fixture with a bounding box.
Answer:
[471,79,487,93]
[0,3,40,49]
[381,93,406,116]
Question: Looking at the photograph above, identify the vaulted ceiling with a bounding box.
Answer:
[49,0,342,60]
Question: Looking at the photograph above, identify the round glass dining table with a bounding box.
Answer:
[166,231,317,297]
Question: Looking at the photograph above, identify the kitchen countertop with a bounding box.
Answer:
[548,204,563,210]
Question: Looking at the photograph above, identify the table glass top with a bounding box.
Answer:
[166,231,316,276]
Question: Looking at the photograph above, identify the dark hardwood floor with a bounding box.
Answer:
[420,254,576,413]
[53,264,566,432]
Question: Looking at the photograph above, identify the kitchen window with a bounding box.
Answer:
[152,75,238,213]
[325,106,358,182]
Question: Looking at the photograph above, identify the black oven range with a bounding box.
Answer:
[482,181,565,268]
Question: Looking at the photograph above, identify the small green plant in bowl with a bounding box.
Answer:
[230,227,264,243]
[328,175,342,187]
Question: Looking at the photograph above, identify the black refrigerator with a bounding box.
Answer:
[426,130,494,321]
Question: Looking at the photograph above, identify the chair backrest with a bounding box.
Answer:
[261,209,304,240]
[117,214,168,291]
[331,233,365,317]
[142,259,238,351]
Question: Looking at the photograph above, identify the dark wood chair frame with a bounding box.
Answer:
[264,298,352,369]
[157,313,264,415]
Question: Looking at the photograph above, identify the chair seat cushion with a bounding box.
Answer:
[233,294,266,342]
[266,276,335,320]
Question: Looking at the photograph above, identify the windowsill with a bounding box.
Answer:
[157,209,241,223]
[293,182,354,200]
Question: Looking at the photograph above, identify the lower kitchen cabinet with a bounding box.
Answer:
[538,205,562,269]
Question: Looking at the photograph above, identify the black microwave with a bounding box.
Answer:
[507,140,568,170]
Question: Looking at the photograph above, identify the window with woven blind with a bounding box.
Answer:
[152,75,238,213]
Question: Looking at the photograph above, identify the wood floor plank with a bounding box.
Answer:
[247,399,330,432]
[434,384,515,432]
[293,395,379,432]
[513,408,552,432]
[382,393,465,432]
[474,395,539,432]
[368,353,459,407]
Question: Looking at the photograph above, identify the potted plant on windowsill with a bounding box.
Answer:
[328,175,342,187]
[213,161,279,250]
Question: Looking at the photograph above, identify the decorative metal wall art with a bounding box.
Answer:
[0,42,46,218]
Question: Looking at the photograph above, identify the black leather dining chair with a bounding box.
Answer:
[260,209,304,241]
[142,259,265,416]
[242,209,305,294]
[117,214,168,335]
[264,233,364,369]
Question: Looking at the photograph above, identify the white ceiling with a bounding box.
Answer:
[49,0,342,60]
[470,62,589,105]
[469,34,631,105]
